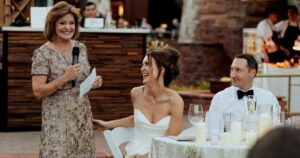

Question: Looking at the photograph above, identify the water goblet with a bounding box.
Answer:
[188,104,204,126]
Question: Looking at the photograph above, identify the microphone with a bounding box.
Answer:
[72,47,80,87]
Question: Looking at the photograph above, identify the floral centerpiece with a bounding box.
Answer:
[183,145,201,158]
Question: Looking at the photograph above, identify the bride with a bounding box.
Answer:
[93,46,184,158]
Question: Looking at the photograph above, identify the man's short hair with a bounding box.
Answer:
[83,2,96,11]
[264,7,278,18]
[287,5,299,13]
[235,54,258,74]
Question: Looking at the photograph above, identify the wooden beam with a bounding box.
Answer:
[5,0,10,5]
[11,0,30,22]
[4,4,11,26]
[4,0,11,26]
[0,1,4,26]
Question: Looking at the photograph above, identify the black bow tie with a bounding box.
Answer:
[237,90,254,100]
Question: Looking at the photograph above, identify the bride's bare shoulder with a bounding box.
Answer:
[131,86,143,95]
[167,88,184,107]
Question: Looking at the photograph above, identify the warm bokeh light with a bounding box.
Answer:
[161,23,168,29]
[118,5,124,17]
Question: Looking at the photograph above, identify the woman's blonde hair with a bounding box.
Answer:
[44,1,80,41]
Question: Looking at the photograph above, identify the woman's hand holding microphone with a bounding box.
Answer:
[55,64,102,89]
[53,64,80,89]
[64,64,81,81]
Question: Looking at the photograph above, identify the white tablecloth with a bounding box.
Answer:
[254,66,300,112]
[150,137,248,158]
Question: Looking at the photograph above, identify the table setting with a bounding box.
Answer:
[150,101,285,158]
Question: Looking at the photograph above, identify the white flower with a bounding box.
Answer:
[183,145,201,158]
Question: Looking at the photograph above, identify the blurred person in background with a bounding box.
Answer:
[31,2,102,157]
[80,1,99,27]
[155,23,168,39]
[247,127,300,158]
[256,7,289,63]
[89,0,112,27]
[141,17,152,29]
[170,18,180,40]
[276,5,300,59]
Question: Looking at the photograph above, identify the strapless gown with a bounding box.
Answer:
[125,109,171,157]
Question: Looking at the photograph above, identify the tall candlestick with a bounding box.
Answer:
[258,113,272,138]
[194,104,199,113]
[245,131,257,147]
[220,132,230,147]
[230,121,242,145]
[195,121,206,144]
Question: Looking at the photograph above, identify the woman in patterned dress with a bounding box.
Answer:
[31,2,102,158]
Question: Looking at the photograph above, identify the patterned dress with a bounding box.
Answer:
[31,41,95,158]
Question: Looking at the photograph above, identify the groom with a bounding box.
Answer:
[208,54,280,131]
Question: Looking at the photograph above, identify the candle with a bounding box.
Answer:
[194,105,199,113]
[220,132,230,147]
[245,131,257,147]
[258,113,272,138]
[195,121,206,144]
[230,121,242,145]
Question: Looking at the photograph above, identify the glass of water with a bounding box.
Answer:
[188,104,204,126]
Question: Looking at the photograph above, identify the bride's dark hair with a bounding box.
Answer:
[146,46,181,87]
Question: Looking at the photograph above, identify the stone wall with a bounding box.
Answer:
[174,0,288,86]
[165,40,231,86]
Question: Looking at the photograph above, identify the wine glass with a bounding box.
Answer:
[188,104,204,126]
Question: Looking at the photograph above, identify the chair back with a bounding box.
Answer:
[103,127,134,158]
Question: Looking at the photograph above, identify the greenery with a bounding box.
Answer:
[183,145,201,158]
[171,81,210,91]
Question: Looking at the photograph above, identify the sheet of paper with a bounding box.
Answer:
[84,18,104,28]
[80,67,97,97]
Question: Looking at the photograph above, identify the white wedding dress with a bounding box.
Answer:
[125,109,171,157]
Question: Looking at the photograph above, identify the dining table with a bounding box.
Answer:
[150,136,249,158]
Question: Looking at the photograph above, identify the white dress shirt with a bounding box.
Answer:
[275,19,300,38]
[208,85,279,133]
[256,19,278,58]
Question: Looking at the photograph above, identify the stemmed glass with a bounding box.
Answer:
[188,104,204,126]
